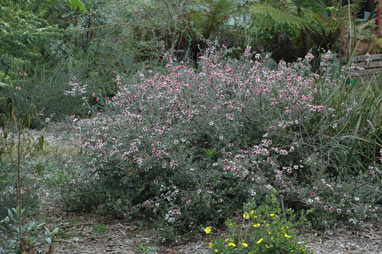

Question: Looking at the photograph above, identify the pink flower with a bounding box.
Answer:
[244,45,251,57]
[226,114,234,120]
[305,52,314,60]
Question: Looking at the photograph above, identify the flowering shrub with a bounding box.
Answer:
[62,45,382,240]
[295,162,382,229]
[205,193,310,254]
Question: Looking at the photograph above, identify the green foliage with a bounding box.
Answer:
[0,102,40,218]
[250,3,309,30]
[246,0,343,61]
[0,0,76,123]
[66,0,86,11]
[0,2,62,87]
[91,223,107,234]
[206,193,311,254]
[0,98,60,252]
[0,161,39,220]
[136,245,160,254]
[0,208,58,254]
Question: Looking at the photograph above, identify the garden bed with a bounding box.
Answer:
[26,119,382,254]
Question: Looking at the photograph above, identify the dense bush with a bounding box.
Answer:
[60,45,382,241]
[0,0,85,123]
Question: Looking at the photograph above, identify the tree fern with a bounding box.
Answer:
[250,3,309,31]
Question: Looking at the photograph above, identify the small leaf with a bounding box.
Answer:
[8,209,14,219]
[38,135,44,151]
[45,237,52,244]
[1,216,10,223]
[36,162,44,176]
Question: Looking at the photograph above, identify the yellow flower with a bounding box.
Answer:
[228,242,236,247]
[265,244,271,249]
[256,238,263,244]
[243,212,250,220]
[242,242,248,248]
[214,249,219,253]
[253,223,261,228]
[284,233,292,239]
[204,227,212,234]
[267,230,272,235]
[250,210,254,215]
[270,213,275,217]
[225,238,230,243]
[209,242,213,248]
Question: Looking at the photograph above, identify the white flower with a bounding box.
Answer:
[209,121,214,126]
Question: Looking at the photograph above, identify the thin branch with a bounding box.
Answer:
[1,65,10,81]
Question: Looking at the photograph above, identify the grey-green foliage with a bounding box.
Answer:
[0,208,58,253]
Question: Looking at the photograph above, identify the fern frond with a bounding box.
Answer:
[250,3,309,31]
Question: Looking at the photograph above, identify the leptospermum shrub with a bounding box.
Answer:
[62,45,382,241]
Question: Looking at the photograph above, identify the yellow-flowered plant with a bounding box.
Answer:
[206,194,311,253]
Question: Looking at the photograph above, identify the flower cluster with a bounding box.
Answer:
[206,194,310,253]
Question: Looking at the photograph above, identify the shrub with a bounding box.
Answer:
[62,45,382,241]
[205,193,311,254]
[0,100,59,252]
[0,208,58,254]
